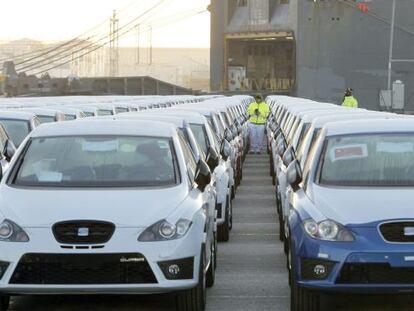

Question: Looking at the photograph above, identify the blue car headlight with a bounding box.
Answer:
[303,219,354,242]
[138,219,192,242]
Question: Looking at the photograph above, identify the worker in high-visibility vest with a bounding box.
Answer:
[342,88,359,108]
[247,94,270,154]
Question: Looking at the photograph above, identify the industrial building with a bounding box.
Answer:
[210,0,414,111]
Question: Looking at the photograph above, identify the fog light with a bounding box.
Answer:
[314,264,327,277]
[301,258,336,280]
[158,257,194,280]
[168,264,180,276]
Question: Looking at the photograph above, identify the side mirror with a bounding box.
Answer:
[282,146,295,167]
[195,160,212,192]
[220,139,231,161]
[287,160,302,191]
[3,140,16,162]
[206,147,219,171]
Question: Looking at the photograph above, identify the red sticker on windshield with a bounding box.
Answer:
[331,144,368,161]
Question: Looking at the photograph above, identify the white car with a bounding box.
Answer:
[0,120,216,311]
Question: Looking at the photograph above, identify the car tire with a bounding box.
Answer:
[0,295,10,311]
[217,201,230,242]
[279,213,285,242]
[206,241,215,288]
[176,249,206,311]
[228,195,233,231]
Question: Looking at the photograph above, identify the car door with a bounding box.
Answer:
[177,131,215,259]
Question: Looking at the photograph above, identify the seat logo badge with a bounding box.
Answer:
[78,227,89,237]
[404,227,414,236]
[120,257,145,263]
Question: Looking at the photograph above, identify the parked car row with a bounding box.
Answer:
[0,94,252,311]
[266,95,414,311]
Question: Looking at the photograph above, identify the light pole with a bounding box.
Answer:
[387,0,396,91]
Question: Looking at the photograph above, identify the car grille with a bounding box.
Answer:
[336,263,414,284]
[10,253,157,285]
[52,220,115,244]
[380,222,414,243]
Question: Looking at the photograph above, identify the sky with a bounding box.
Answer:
[0,0,211,48]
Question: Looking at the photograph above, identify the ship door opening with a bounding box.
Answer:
[225,33,296,93]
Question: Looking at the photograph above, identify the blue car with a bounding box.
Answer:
[286,118,414,311]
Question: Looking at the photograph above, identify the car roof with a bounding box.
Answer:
[18,108,60,116]
[30,119,177,138]
[324,118,414,136]
[311,112,397,128]
[0,110,36,120]
[150,110,207,124]
[113,113,187,128]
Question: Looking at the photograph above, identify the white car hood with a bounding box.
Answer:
[313,185,414,226]
[0,185,187,228]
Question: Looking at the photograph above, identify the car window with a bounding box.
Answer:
[83,112,95,117]
[98,110,113,116]
[302,131,322,190]
[0,119,30,147]
[115,107,129,114]
[296,125,312,162]
[12,136,178,187]
[190,124,209,155]
[0,125,8,152]
[64,114,76,121]
[38,115,56,123]
[206,122,220,151]
[177,131,197,182]
[319,133,414,186]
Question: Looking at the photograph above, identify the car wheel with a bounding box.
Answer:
[279,213,285,242]
[217,201,230,242]
[0,295,10,311]
[206,241,215,288]
[176,249,206,311]
[228,195,233,231]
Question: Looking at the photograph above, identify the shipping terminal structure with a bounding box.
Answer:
[210,0,414,111]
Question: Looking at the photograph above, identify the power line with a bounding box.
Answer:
[0,0,143,64]
[31,8,208,76]
[17,0,169,73]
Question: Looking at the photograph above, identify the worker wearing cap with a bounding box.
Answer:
[342,88,359,108]
[247,94,270,154]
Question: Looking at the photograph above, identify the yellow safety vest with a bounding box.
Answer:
[248,101,270,124]
[342,96,358,108]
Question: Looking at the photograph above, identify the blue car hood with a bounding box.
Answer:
[313,185,414,226]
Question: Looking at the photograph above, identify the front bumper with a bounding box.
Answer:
[292,224,414,293]
[0,227,201,295]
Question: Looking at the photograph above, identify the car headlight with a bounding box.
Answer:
[303,219,354,242]
[0,219,29,242]
[138,219,192,242]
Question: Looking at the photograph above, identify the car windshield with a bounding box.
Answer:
[64,114,76,120]
[319,134,414,186]
[0,119,30,147]
[12,136,178,188]
[38,115,56,123]
[115,107,128,113]
[190,124,209,155]
[98,110,113,116]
